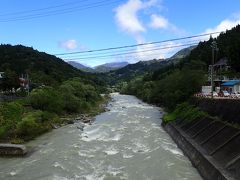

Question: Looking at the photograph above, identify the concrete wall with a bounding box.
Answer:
[0,144,27,156]
[163,118,240,180]
[191,98,240,124]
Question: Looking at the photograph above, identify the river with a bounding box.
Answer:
[0,93,202,180]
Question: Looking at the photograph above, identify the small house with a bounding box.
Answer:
[213,57,229,71]
[221,80,240,94]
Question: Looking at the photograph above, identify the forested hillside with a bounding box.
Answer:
[99,46,195,85]
[187,25,240,71]
[0,44,106,91]
[121,25,240,110]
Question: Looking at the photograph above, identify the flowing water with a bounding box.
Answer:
[0,93,202,180]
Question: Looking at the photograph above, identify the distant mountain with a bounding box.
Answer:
[67,61,129,73]
[100,46,196,85]
[168,45,197,60]
[104,59,168,83]
[67,61,94,72]
[94,62,129,72]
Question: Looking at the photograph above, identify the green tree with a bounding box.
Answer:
[1,69,19,91]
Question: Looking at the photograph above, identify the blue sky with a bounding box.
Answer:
[1,0,240,67]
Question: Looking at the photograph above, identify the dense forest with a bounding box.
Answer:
[188,25,240,71]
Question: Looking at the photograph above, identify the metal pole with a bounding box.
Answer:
[211,40,217,99]
[27,73,30,96]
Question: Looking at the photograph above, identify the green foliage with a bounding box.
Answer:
[60,78,102,113]
[28,87,64,114]
[122,65,205,110]
[0,45,107,143]
[1,69,20,91]
[16,110,61,140]
[0,77,104,142]
[1,102,24,123]
[163,102,209,123]
[188,25,240,72]
[0,102,24,138]
[27,78,102,115]
[16,111,52,139]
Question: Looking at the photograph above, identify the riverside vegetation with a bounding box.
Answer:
[0,44,109,143]
[120,25,240,125]
[0,79,108,144]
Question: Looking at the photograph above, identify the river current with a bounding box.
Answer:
[0,93,202,180]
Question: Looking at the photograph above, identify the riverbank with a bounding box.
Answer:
[162,118,240,180]
[0,93,111,154]
[0,78,109,146]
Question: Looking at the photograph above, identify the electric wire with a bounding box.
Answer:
[0,0,87,16]
[60,40,199,58]
[63,43,198,61]
[0,0,121,22]
[55,31,222,56]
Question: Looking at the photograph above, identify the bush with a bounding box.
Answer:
[16,111,52,139]
[63,95,81,113]
[28,87,64,114]
[1,102,24,123]
[163,102,209,123]
[0,126,7,139]
[60,79,101,113]
[79,101,91,112]
[0,102,24,138]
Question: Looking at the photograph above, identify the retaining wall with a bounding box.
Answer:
[0,144,27,156]
[163,118,240,180]
[191,98,240,124]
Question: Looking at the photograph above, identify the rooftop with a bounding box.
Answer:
[222,80,240,86]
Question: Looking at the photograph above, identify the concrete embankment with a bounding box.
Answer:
[191,98,240,124]
[0,144,27,156]
[163,118,240,180]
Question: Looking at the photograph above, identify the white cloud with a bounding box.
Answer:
[148,14,184,35]
[113,0,186,63]
[114,0,161,35]
[149,14,169,29]
[115,0,146,34]
[113,41,182,64]
[204,16,240,38]
[59,39,77,50]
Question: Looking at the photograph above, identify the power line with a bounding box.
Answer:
[55,31,222,56]
[0,0,121,22]
[60,40,199,58]
[63,43,198,61]
[0,0,86,16]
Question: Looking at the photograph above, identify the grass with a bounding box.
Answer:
[163,102,209,124]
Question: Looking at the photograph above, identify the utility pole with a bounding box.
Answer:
[26,73,30,96]
[211,40,218,99]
